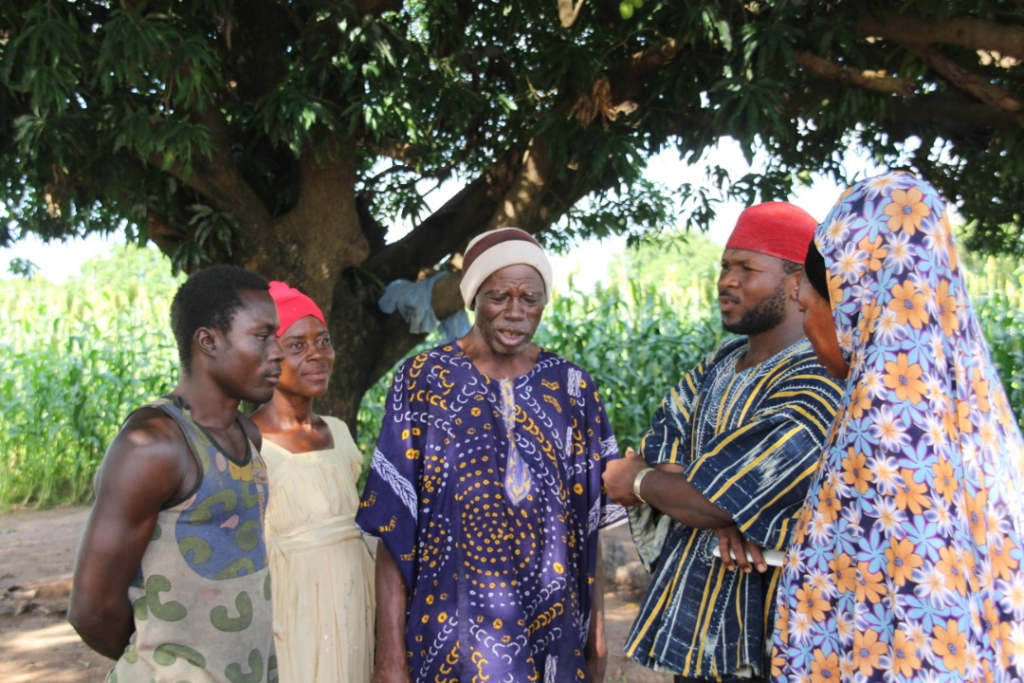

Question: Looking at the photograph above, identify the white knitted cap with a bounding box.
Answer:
[459,227,553,309]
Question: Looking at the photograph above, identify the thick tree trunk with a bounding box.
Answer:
[153,71,617,441]
[248,142,369,312]
[223,142,529,435]
[319,277,398,432]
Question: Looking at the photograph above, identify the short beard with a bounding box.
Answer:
[723,280,788,336]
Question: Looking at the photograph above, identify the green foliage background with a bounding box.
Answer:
[5,1,1024,255]
[0,246,182,506]
[2,240,1023,508]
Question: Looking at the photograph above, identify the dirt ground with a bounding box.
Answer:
[0,507,670,683]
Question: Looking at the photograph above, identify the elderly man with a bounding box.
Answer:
[603,203,843,682]
[69,266,283,682]
[357,227,625,683]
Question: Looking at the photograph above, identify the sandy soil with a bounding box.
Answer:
[0,507,109,683]
[0,507,669,683]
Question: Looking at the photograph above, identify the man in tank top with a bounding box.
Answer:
[69,265,285,683]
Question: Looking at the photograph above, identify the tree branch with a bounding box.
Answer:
[558,0,586,29]
[360,136,592,358]
[794,50,915,96]
[482,138,557,233]
[856,13,1024,62]
[911,45,1024,127]
[887,96,1018,129]
[144,211,187,257]
[363,148,523,282]
[154,105,273,237]
[365,137,420,166]
[619,39,684,86]
[572,39,682,125]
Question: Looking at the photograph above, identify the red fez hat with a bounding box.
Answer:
[725,202,818,264]
[267,281,327,338]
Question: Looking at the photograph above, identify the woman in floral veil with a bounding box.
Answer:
[772,171,1024,682]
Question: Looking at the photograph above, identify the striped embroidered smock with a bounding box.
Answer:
[625,337,841,679]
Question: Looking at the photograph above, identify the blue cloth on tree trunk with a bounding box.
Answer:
[378,271,470,340]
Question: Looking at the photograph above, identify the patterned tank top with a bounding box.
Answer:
[108,396,277,683]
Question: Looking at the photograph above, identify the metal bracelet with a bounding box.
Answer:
[633,467,655,504]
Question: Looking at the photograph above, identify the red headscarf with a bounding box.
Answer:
[267,281,326,337]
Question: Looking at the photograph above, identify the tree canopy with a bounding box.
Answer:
[3,0,1023,424]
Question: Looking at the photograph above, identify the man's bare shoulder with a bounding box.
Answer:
[71,407,195,656]
[111,407,189,458]
[96,407,194,503]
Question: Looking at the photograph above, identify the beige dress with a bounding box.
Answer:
[262,416,374,683]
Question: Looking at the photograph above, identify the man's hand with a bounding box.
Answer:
[370,660,413,683]
[602,447,648,506]
[714,525,769,574]
[585,542,607,683]
[371,545,412,683]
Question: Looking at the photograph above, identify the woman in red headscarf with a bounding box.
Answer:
[251,281,374,683]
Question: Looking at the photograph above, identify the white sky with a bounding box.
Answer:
[0,230,124,283]
[0,139,882,286]
[549,140,883,290]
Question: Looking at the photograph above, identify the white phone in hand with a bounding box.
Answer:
[712,545,785,567]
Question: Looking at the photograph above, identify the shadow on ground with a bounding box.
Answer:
[0,508,670,683]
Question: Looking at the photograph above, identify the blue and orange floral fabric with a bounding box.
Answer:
[771,172,1024,682]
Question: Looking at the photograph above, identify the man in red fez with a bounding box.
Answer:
[603,203,843,683]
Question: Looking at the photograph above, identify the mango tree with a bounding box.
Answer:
[3,0,1022,427]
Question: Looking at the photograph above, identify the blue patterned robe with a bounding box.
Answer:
[357,343,625,683]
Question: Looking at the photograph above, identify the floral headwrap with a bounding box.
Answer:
[772,172,1024,681]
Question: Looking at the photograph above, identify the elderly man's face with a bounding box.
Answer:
[472,264,546,357]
